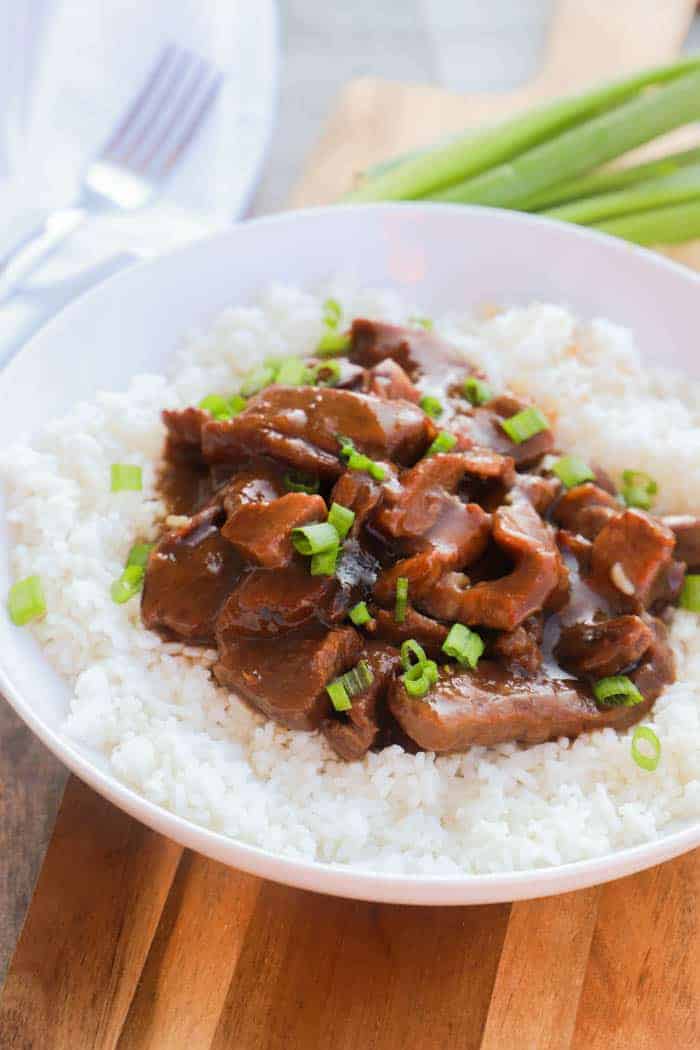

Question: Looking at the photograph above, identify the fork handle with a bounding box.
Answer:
[0,207,89,302]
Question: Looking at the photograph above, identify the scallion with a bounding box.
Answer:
[326,659,375,712]
[198,394,233,420]
[326,678,351,711]
[8,575,46,626]
[275,356,311,386]
[442,623,484,669]
[310,360,342,386]
[323,297,342,329]
[126,543,154,569]
[621,469,657,510]
[111,464,142,492]
[500,407,549,445]
[349,601,372,626]
[111,564,145,605]
[328,502,355,540]
[593,675,643,708]
[551,455,595,489]
[284,470,320,494]
[291,522,340,556]
[419,395,443,419]
[631,725,661,772]
[400,638,428,671]
[240,364,277,397]
[317,331,350,356]
[228,394,247,415]
[311,547,339,576]
[394,577,409,624]
[402,658,439,698]
[680,575,700,612]
[463,376,493,406]
[409,316,433,330]
[425,431,457,456]
[338,436,387,481]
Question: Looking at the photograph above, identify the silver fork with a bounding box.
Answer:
[0,44,223,302]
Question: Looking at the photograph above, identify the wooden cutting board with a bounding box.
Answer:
[2,2,700,1047]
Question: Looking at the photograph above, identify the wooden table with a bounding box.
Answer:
[2,2,700,1046]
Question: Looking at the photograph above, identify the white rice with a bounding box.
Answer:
[4,282,700,876]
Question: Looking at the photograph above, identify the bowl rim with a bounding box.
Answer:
[3,200,700,905]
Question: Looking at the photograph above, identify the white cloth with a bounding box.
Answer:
[0,0,278,360]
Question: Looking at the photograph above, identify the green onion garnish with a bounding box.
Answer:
[593,675,644,708]
[500,406,549,445]
[126,543,154,569]
[240,364,277,397]
[311,547,339,576]
[327,502,355,540]
[198,394,233,420]
[284,470,320,494]
[395,577,409,623]
[400,638,428,671]
[425,431,457,456]
[349,601,372,626]
[621,469,658,509]
[338,436,387,481]
[419,395,444,419]
[551,455,595,489]
[110,564,145,605]
[111,464,142,492]
[680,574,700,612]
[7,575,46,626]
[323,297,342,329]
[442,623,485,668]
[228,394,247,415]
[310,360,342,386]
[275,356,311,386]
[317,331,350,356]
[291,522,340,556]
[402,658,439,698]
[326,679,351,711]
[463,377,493,406]
[409,316,433,330]
[631,725,661,772]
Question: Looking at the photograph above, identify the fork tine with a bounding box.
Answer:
[99,44,178,161]
[140,63,223,178]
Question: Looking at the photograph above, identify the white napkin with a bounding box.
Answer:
[0,0,278,359]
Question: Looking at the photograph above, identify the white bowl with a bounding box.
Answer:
[2,203,699,905]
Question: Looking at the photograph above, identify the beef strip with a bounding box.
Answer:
[490,614,544,675]
[662,514,700,568]
[367,606,449,657]
[589,509,676,612]
[551,483,620,540]
[554,615,654,678]
[330,470,386,535]
[222,492,327,569]
[322,643,400,760]
[216,559,345,637]
[214,623,362,730]
[162,406,209,463]
[389,619,673,753]
[220,461,287,517]
[201,387,433,476]
[453,394,555,468]
[350,319,466,378]
[141,506,242,643]
[421,501,564,630]
[509,473,562,515]
[364,358,421,402]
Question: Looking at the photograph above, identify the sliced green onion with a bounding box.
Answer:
[323,297,342,329]
[409,316,433,330]
[310,360,342,386]
[8,575,46,626]
[240,364,277,397]
[111,464,142,492]
[621,469,658,510]
[419,395,443,419]
[126,543,154,569]
[228,394,247,415]
[338,436,387,481]
[631,725,661,772]
[425,431,457,456]
[342,659,374,697]
[291,522,340,556]
[395,577,409,624]
[198,394,233,420]
[349,601,372,626]
[500,407,549,445]
[593,675,643,708]
[400,638,428,671]
[402,658,439,698]
[551,455,595,489]
[317,331,350,356]
[463,376,493,406]
[311,546,340,576]
[326,678,351,711]
[110,564,145,605]
[328,502,355,540]
[442,623,484,669]
[284,470,320,494]
[680,574,700,612]
[275,356,311,386]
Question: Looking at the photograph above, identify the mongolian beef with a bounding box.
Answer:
[138,317,699,762]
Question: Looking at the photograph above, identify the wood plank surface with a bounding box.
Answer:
[2,1,700,1047]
